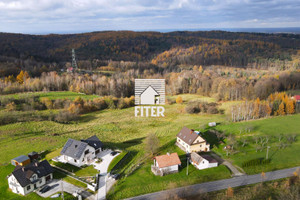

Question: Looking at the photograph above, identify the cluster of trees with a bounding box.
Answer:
[0,94,134,125]
[231,92,297,122]
[185,101,221,114]
[151,40,293,67]
[166,68,300,101]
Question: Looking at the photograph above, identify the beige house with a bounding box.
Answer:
[176,127,210,153]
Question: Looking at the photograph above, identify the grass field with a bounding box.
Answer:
[0,91,99,100]
[1,92,300,199]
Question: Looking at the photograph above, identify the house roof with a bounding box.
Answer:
[12,160,53,187]
[28,151,38,156]
[177,127,201,145]
[295,95,300,101]
[60,139,88,160]
[155,153,181,168]
[82,135,103,150]
[190,152,217,165]
[12,155,30,163]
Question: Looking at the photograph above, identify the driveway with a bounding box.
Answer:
[94,149,120,200]
[36,179,95,200]
[210,152,245,176]
[126,166,300,200]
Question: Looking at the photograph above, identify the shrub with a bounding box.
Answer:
[6,102,17,111]
[55,110,79,123]
[185,103,200,113]
[176,96,183,104]
[207,106,219,114]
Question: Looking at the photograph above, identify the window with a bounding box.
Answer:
[84,149,89,155]
[82,158,84,161]
[27,185,31,190]
[39,180,42,184]
[200,144,202,147]
[74,159,77,163]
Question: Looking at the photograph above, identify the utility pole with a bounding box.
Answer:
[266,146,270,160]
[186,152,189,176]
[72,49,78,70]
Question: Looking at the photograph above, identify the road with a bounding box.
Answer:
[95,149,120,200]
[126,166,300,200]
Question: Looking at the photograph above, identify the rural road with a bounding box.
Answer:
[126,166,300,200]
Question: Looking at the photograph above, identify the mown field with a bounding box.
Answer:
[0,92,299,199]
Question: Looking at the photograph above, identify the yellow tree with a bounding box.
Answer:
[286,99,295,114]
[278,102,285,115]
[16,70,24,84]
[176,96,183,104]
[226,187,234,197]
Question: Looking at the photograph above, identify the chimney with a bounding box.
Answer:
[167,152,170,156]
[34,162,38,167]
[22,167,25,172]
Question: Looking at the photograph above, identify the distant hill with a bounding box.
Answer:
[0,30,299,62]
[0,30,299,76]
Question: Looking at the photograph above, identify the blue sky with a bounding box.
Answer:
[0,0,299,34]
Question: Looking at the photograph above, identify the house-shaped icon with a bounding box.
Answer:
[140,86,160,105]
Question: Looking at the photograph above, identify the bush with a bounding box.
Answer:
[185,103,200,113]
[207,106,219,114]
[55,110,79,123]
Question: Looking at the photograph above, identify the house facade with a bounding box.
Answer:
[176,127,210,153]
[8,160,53,195]
[60,135,103,167]
[190,152,218,170]
[152,153,181,176]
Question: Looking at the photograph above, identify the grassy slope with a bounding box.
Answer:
[1,91,99,100]
[1,92,300,199]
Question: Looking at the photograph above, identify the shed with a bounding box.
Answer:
[11,155,31,166]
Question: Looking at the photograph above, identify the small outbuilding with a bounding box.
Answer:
[190,152,218,170]
[11,155,31,166]
[152,153,181,176]
[27,152,39,161]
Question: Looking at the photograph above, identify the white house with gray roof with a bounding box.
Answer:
[60,135,103,167]
[8,160,53,195]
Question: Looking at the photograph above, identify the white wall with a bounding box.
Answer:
[64,145,96,167]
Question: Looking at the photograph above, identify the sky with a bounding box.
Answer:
[0,0,300,34]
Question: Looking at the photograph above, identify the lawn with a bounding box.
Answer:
[213,114,300,174]
[0,91,99,100]
[107,146,231,200]
[108,151,128,172]
[0,92,300,199]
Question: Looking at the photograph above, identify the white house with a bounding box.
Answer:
[176,127,210,153]
[140,85,160,105]
[60,135,103,167]
[8,160,53,195]
[190,152,218,170]
[151,153,181,176]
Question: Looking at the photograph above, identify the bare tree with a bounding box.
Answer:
[145,133,160,156]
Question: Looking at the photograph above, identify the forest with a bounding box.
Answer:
[0,30,300,77]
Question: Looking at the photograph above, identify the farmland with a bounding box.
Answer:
[0,92,300,199]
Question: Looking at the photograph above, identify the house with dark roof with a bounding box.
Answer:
[190,152,218,170]
[151,153,181,176]
[176,127,210,153]
[60,135,103,167]
[7,160,53,195]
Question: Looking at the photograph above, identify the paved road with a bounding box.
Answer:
[210,152,245,176]
[127,166,300,200]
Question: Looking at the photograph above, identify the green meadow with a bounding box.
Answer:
[0,92,299,199]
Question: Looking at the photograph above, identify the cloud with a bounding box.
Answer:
[0,0,299,33]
